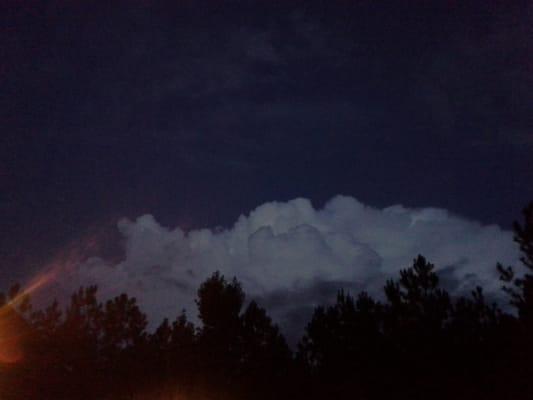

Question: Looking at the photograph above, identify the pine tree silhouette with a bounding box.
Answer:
[1,201,532,400]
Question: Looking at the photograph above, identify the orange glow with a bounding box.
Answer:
[0,305,25,364]
[0,269,58,365]
[0,222,118,366]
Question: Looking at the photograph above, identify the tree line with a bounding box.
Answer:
[1,202,532,400]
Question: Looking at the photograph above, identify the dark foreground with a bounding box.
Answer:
[1,202,533,400]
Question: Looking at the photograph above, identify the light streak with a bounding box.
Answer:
[0,266,59,364]
[0,221,120,365]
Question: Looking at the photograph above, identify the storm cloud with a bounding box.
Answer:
[54,196,519,340]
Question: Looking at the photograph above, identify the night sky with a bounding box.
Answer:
[1,0,532,326]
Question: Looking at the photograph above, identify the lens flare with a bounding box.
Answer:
[18,270,57,303]
[0,221,121,366]
[0,269,59,364]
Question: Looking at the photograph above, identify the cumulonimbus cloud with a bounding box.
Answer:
[54,196,519,340]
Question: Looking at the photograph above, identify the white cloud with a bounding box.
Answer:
[54,196,520,340]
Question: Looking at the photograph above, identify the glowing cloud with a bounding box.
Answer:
[48,196,519,339]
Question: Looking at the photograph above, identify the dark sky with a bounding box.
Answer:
[1,0,532,286]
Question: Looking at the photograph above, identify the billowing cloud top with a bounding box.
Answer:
[58,196,519,341]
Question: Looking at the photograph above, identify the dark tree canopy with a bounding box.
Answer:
[0,202,532,400]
